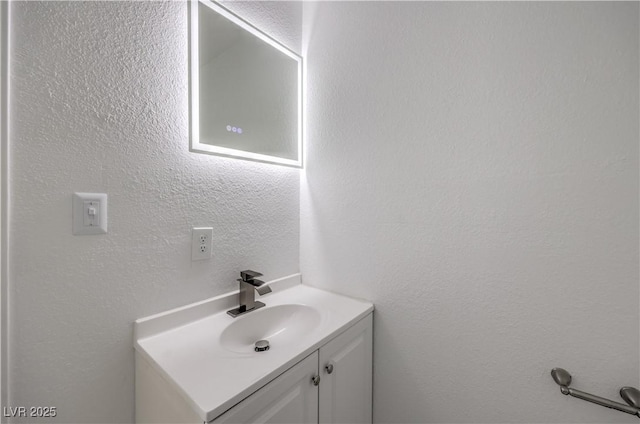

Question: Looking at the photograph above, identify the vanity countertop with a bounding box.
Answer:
[134,275,373,422]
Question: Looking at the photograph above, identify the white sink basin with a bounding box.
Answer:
[220,304,322,354]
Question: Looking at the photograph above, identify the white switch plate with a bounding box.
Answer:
[73,193,107,235]
[192,227,213,261]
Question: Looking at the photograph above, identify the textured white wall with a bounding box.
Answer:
[9,1,299,423]
[301,2,639,423]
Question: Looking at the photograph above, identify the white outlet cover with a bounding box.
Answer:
[73,193,108,235]
[192,227,213,261]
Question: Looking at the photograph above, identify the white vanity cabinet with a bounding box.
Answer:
[134,279,374,424]
[213,313,373,424]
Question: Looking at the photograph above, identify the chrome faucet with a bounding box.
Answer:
[227,270,272,317]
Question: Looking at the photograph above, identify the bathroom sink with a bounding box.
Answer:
[219,304,322,354]
[134,276,373,421]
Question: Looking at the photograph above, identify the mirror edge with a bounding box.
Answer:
[188,0,304,169]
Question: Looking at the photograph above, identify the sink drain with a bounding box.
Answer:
[254,340,270,352]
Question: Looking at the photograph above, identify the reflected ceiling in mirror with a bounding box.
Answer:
[190,0,303,167]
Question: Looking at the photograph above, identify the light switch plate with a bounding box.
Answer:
[73,192,108,235]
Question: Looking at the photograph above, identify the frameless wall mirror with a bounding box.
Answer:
[190,0,303,167]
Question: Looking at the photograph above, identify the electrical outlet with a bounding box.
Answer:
[192,227,213,261]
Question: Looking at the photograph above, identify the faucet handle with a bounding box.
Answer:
[240,270,263,282]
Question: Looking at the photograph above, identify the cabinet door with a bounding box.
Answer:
[213,352,319,424]
[319,314,373,424]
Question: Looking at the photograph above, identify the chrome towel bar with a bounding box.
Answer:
[551,368,640,419]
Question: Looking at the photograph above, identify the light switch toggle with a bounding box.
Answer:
[83,201,99,227]
[73,193,108,235]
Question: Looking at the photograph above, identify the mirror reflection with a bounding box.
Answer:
[190,0,302,167]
